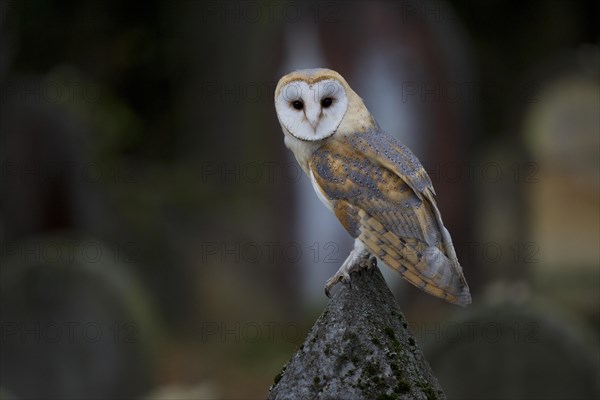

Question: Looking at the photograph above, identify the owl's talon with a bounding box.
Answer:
[368,256,377,270]
[324,240,371,298]
[366,257,377,276]
[358,255,375,270]
[324,271,351,298]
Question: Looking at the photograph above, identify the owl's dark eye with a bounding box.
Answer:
[321,97,333,108]
[292,100,303,110]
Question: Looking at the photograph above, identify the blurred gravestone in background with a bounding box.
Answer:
[523,46,600,325]
[0,235,161,399]
[426,304,599,399]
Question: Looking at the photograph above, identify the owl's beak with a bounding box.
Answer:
[305,107,320,131]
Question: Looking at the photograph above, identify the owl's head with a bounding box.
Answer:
[275,68,357,141]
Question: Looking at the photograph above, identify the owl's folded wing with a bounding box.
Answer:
[309,130,471,305]
[352,128,460,262]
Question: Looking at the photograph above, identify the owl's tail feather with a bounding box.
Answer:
[359,214,471,306]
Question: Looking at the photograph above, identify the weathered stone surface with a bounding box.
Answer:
[269,266,445,400]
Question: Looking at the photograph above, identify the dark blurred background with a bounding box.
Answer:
[0,1,598,399]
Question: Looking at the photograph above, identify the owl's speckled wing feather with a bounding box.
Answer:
[309,129,471,305]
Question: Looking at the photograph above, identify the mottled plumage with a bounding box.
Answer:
[274,68,471,306]
[310,130,470,305]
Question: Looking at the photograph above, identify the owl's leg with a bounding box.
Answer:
[324,239,376,298]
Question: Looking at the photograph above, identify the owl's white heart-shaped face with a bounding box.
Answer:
[275,79,349,141]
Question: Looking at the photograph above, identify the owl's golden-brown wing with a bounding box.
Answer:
[310,129,471,305]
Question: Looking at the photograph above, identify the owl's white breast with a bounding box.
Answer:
[283,130,320,174]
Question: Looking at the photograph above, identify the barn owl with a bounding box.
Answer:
[274,68,471,306]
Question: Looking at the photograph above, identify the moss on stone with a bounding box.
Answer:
[343,330,359,342]
[416,381,439,400]
[395,379,411,394]
[384,327,395,338]
[364,361,379,377]
[384,327,402,351]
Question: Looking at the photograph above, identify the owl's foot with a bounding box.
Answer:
[361,255,377,271]
[324,240,372,298]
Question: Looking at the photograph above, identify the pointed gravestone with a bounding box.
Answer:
[269,266,445,400]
